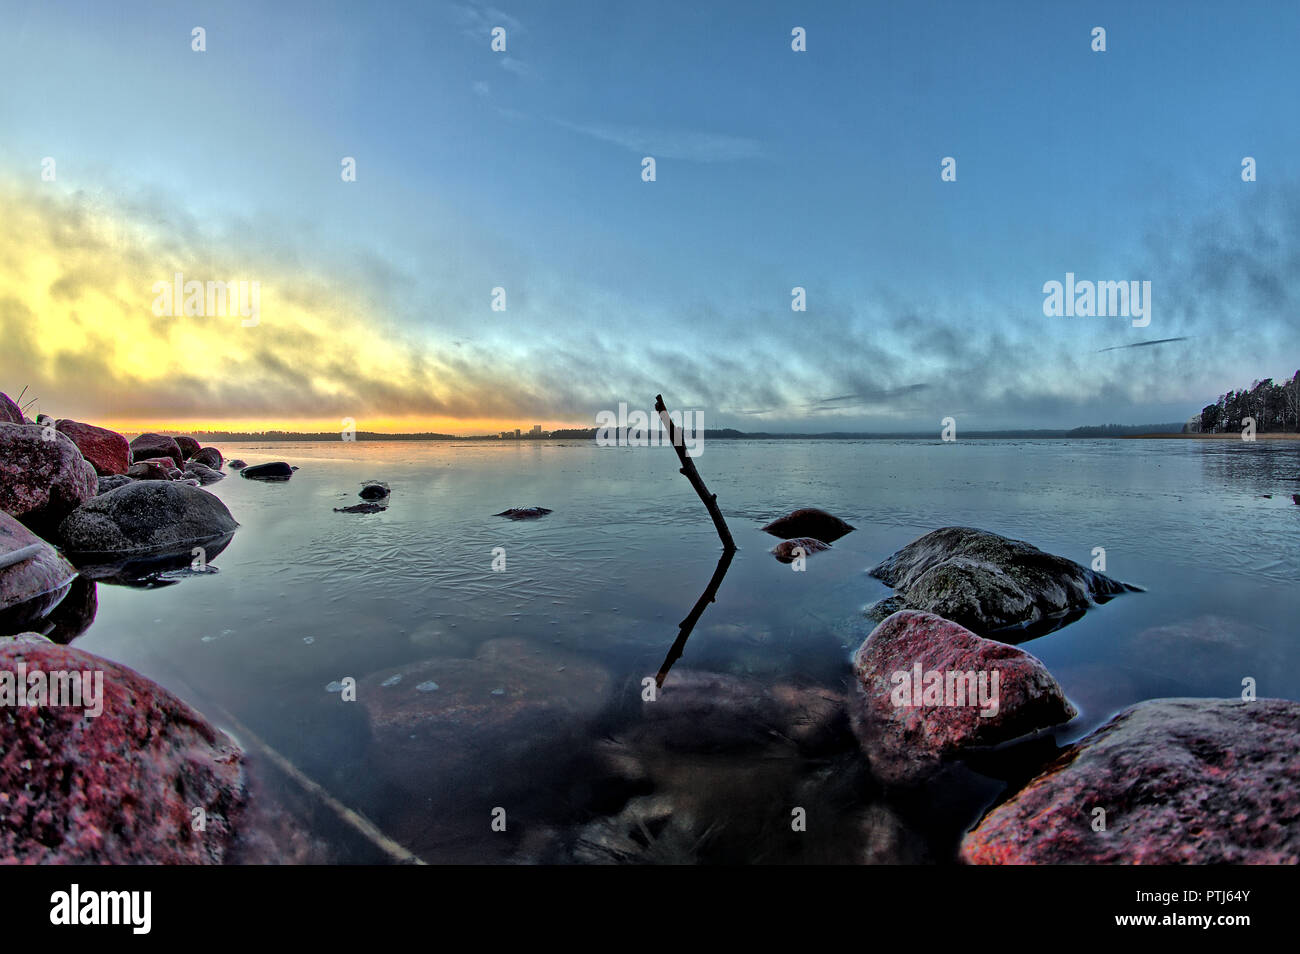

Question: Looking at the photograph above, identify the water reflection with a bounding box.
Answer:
[656,548,734,686]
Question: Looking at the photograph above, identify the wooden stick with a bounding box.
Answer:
[654,394,736,552]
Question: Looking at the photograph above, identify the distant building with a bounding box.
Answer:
[531,424,542,435]
[515,429,521,438]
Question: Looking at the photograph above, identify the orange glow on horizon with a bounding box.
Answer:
[96,417,592,439]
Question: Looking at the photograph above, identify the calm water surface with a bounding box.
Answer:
[61,438,1300,863]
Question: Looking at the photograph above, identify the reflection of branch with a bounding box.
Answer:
[654,394,736,552]
[656,548,735,687]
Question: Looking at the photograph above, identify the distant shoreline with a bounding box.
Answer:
[1123,432,1300,441]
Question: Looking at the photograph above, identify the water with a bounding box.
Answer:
[41,438,1300,863]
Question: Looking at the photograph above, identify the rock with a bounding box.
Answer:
[240,461,292,480]
[0,423,97,530]
[868,527,1135,634]
[0,392,23,425]
[850,610,1077,785]
[0,511,77,630]
[126,460,172,481]
[771,537,831,563]
[51,421,130,477]
[165,467,185,481]
[761,507,855,542]
[183,460,224,484]
[56,480,239,557]
[1293,494,1299,506]
[192,446,223,469]
[128,432,183,467]
[0,640,244,863]
[358,638,611,797]
[334,503,386,514]
[173,435,201,459]
[96,475,133,494]
[359,481,389,500]
[961,698,1300,864]
[227,459,247,470]
[494,507,552,519]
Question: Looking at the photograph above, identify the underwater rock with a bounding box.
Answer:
[494,507,552,519]
[771,537,831,563]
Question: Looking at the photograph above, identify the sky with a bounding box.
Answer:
[1,0,1297,434]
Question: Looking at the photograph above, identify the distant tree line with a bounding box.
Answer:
[1186,370,1300,433]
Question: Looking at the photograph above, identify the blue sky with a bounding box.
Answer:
[1,0,1297,432]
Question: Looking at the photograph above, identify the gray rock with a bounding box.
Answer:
[96,475,134,495]
[868,527,1135,634]
[0,511,77,625]
[240,462,292,480]
[56,480,238,556]
[183,460,225,484]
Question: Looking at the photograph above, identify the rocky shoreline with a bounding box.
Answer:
[2,394,1296,864]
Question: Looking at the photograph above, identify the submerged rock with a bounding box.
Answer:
[868,527,1135,634]
[0,639,244,863]
[55,420,130,476]
[0,511,77,630]
[961,698,1300,864]
[771,537,831,563]
[192,446,223,469]
[128,432,183,467]
[56,481,238,558]
[494,507,552,519]
[761,507,855,542]
[227,458,247,470]
[851,610,1076,786]
[358,637,611,797]
[240,461,293,481]
[359,481,390,500]
[0,423,97,530]
[334,503,386,514]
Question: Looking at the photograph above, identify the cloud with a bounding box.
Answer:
[553,119,765,163]
[3,173,1297,434]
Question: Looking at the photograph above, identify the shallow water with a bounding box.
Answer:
[44,438,1300,863]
